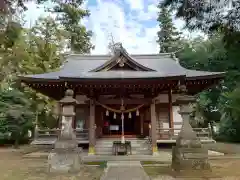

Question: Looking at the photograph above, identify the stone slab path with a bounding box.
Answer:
[100,161,150,180]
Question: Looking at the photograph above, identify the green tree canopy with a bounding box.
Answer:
[156,5,181,53]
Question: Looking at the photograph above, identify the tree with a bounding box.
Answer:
[218,87,240,142]
[177,36,223,130]
[27,16,65,74]
[160,0,240,47]
[52,0,94,53]
[22,16,65,128]
[177,32,240,141]
[156,5,181,53]
[0,89,34,148]
[0,15,64,137]
[0,1,95,146]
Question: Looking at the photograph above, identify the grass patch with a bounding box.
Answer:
[143,166,172,178]
[84,161,107,168]
[141,161,166,165]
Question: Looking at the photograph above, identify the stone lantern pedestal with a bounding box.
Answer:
[171,86,210,171]
[48,89,82,173]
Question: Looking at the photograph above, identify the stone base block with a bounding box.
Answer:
[171,146,211,171]
[48,150,82,173]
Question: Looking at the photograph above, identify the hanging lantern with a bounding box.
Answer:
[121,113,124,120]
[136,109,139,116]
[106,110,109,116]
[128,112,132,119]
[113,112,116,119]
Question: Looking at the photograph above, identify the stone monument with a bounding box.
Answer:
[172,85,210,171]
[48,89,82,173]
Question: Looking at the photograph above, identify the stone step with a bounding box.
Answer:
[95,150,152,155]
[96,140,148,142]
[96,146,148,150]
[96,140,150,143]
[95,139,151,155]
[95,151,151,155]
[95,143,148,147]
[95,149,151,154]
[96,142,146,146]
[95,141,148,145]
[96,141,147,144]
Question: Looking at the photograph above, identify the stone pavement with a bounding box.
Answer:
[100,161,150,180]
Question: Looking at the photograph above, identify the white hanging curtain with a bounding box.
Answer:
[136,109,139,116]
[106,110,109,116]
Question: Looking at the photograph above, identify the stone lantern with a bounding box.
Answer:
[171,85,210,171]
[58,89,77,139]
[48,89,82,173]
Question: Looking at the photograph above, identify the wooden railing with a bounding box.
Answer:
[35,128,89,140]
[156,128,212,140]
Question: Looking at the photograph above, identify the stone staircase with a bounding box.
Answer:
[95,138,152,155]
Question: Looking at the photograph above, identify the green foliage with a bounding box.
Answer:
[52,0,94,53]
[161,0,240,51]
[177,33,240,141]
[0,0,95,143]
[156,5,181,53]
[27,16,65,73]
[0,88,34,147]
[218,88,240,142]
[0,0,94,146]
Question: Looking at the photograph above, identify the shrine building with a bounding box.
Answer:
[18,45,224,155]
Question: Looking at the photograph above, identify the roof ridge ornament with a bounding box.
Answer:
[113,42,123,54]
[169,47,185,64]
[171,53,180,64]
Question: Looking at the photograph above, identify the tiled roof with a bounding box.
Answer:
[19,52,225,81]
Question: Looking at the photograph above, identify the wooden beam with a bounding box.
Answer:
[97,98,152,105]
[168,89,174,129]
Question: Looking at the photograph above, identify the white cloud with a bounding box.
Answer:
[87,0,159,54]
[125,0,144,10]
[86,0,163,54]
[24,0,204,55]
[24,1,55,28]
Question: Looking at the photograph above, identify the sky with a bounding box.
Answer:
[23,0,203,55]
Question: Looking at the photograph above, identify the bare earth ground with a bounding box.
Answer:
[204,142,240,154]
[0,149,103,180]
[144,142,240,179]
[1,142,240,180]
[144,159,240,179]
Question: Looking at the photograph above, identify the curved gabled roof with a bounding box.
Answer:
[19,51,225,81]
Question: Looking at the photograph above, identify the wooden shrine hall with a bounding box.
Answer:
[19,44,225,155]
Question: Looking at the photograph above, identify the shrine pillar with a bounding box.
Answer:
[168,89,174,129]
[140,113,144,135]
[150,100,158,155]
[88,99,96,155]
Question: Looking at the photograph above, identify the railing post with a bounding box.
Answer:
[208,123,213,139]
[34,125,39,140]
[88,99,96,155]
[34,110,39,140]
